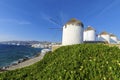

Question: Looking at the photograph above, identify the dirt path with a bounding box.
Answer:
[6,53,46,70]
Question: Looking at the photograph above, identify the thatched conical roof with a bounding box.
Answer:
[110,34,116,37]
[66,18,84,27]
[100,31,109,35]
[85,26,95,31]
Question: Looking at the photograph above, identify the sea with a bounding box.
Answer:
[0,44,42,67]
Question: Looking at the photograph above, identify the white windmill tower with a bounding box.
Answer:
[62,18,84,45]
[110,34,118,44]
[83,26,96,41]
[98,31,110,43]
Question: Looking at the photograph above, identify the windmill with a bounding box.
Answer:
[48,16,64,43]
[48,17,84,45]
[48,17,63,30]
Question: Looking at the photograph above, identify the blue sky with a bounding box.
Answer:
[0,0,120,42]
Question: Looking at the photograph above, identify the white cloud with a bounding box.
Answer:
[0,34,16,41]
[0,19,17,23]
[0,34,24,41]
[0,18,31,25]
[18,21,31,25]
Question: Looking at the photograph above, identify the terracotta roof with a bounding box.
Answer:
[100,31,109,35]
[66,18,84,27]
[85,26,95,31]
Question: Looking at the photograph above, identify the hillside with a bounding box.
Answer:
[0,44,120,80]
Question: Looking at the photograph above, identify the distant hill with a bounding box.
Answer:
[0,44,120,80]
[0,41,52,46]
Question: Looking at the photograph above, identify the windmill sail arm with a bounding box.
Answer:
[49,28,63,29]
[49,18,62,26]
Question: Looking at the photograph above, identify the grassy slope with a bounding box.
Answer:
[0,44,120,80]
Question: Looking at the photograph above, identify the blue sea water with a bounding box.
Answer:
[0,44,42,67]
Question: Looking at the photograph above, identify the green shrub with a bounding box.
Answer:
[0,44,120,80]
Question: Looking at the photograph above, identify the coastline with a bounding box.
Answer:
[6,52,45,70]
[0,49,51,71]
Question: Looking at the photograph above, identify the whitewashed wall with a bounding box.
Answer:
[84,30,96,41]
[62,24,83,45]
[98,34,110,43]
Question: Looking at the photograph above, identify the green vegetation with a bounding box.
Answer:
[0,44,120,80]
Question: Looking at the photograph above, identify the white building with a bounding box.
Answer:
[110,34,118,44]
[62,18,84,45]
[83,26,96,41]
[117,40,120,44]
[98,31,110,43]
